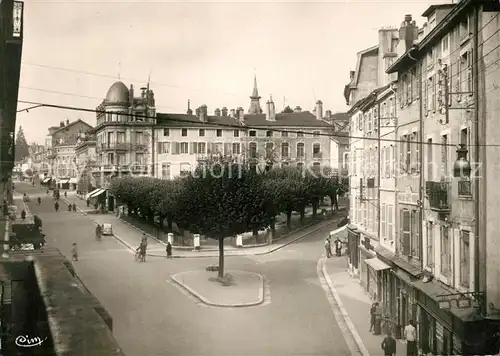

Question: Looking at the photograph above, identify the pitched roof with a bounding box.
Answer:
[157,113,245,128]
[156,111,332,129]
[243,111,331,127]
[51,119,93,135]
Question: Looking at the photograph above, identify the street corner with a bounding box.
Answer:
[170,269,267,308]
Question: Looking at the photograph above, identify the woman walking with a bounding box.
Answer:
[166,242,172,259]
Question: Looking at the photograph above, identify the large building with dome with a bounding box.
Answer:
[88,78,345,193]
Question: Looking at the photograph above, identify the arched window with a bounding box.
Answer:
[249,142,257,158]
[281,142,289,158]
[296,143,305,158]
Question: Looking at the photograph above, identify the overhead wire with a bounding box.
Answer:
[16,98,500,148]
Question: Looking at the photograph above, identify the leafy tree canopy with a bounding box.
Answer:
[15,126,29,162]
[281,106,294,113]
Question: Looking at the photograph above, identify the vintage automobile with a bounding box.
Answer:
[102,223,113,236]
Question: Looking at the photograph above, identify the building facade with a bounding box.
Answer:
[75,133,96,195]
[383,2,500,354]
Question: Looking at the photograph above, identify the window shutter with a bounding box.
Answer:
[173,142,179,154]
[415,210,420,258]
[157,142,163,154]
[224,143,231,155]
[402,209,411,255]
[381,204,386,239]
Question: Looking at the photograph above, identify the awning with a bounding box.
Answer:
[58,179,70,184]
[42,178,51,183]
[375,245,423,277]
[85,188,101,200]
[68,178,78,184]
[89,188,106,199]
[365,257,391,271]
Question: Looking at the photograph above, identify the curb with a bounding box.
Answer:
[170,270,265,308]
[319,243,370,356]
[106,217,341,259]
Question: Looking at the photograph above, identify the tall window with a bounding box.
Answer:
[249,130,256,137]
[199,129,205,137]
[135,153,144,165]
[297,143,305,158]
[313,143,321,158]
[281,142,289,158]
[266,130,273,137]
[249,142,257,158]
[232,143,240,155]
[233,130,239,137]
[427,138,433,181]
[161,163,171,179]
[387,205,394,241]
[163,128,170,136]
[427,222,434,267]
[401,209,420,258]
[197,142,206,154]
[180,142,189,154]
[441,134,448,178]
[460,230,470,287]
[281,131,288,137]
[181,128,187,137]
[216,129,223,137]
[441,226,451,276]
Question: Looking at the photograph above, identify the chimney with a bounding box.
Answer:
[129,84,134,104]
[315,100,323,120]
[230,109,236,118]
[399,14,418,51]
[349,71,355,81]
[187,99,193,115]
[325,110,332,120]
[214,108,221,116]
[66,119,70,126]
[59,121,64,128]
[199,105,208,122]
[140,87,147,98]
[237,107,245,121]
[294,106,302,113]
[221,107,228,116]
[266,97,276,121]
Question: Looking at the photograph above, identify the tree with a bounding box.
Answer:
[281,106,294,113]
[14,126,29,162]
[175,161,267,278]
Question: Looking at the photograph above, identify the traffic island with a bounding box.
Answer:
[171,270,265,307]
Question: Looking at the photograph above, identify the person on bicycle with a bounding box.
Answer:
[37,197,41,205]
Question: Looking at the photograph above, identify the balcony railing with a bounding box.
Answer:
[427,181,451,212]
[96,142,130,152]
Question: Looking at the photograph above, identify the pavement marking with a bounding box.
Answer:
[317,256,370,356]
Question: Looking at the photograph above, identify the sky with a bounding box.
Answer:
[16,0,453,144]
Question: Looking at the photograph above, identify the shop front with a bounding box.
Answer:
[365,257,391,302]
[358,234,377,297]
[413,279,491,355]
[375,245,423,339]
[68,177,78,190]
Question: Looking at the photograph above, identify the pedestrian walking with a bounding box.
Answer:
[325,238,332,258]
[139,242,147,262]
[54,201,59,212]
[71,243,78,261]
[166,241,172,259]
[37,197,41,205]
[404,320,417,356]
[86,199,90,207]
[369,302,377,332]
[334,237,342,256]
[20,209,26,220]
[381,331,397,356]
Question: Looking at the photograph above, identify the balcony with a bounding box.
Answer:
[313,151,322,159]
[427,181,451,213]
[96,142,130,153]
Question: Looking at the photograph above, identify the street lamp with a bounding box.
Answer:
[453,144,472,178]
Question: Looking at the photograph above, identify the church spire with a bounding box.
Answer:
[248,74,262,114]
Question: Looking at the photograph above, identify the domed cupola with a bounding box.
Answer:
[105,81,129,106]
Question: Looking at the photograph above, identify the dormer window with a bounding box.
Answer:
[249,130,256,137]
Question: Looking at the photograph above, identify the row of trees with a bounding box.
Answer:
[109,162,347,277]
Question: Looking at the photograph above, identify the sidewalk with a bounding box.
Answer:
[93,211,343,258]
[323,242,406,356]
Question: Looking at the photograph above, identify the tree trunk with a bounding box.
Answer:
[158,215,164,229]
[286,211,292,228]
[270,218,276,237]
[333,193,339,211]
[218,238,224,278]
[312,201,318,217]
[167,215,173,229]
[300,207,305,220]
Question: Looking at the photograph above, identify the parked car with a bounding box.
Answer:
[102,223,113,236]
